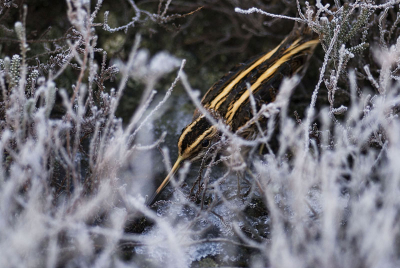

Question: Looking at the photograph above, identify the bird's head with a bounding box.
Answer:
[148,115,220,205]
[177,115,220,162]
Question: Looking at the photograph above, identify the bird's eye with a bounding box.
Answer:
[202,139,210,147]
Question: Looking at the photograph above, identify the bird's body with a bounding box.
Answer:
[148,24,319,205]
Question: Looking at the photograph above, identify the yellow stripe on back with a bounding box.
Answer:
[205,43,282,111]
[225,39,320,123]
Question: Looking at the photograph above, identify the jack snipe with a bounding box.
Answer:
[148,24,319,205]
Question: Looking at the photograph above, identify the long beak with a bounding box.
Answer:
[147,156,183,205]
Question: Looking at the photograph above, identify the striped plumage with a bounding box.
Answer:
[148,24,319,205]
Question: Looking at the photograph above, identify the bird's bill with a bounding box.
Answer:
[147,156,183,205]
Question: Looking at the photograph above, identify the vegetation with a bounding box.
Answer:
[0,0,400,267]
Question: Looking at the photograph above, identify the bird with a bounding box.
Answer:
[148,23,320,205]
